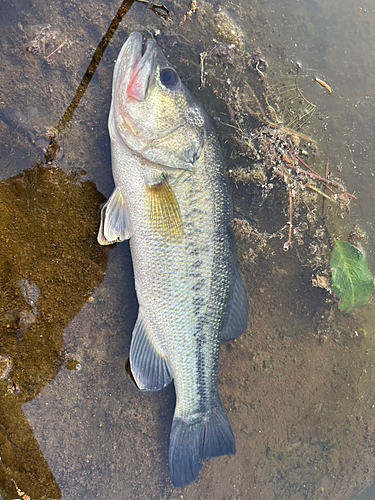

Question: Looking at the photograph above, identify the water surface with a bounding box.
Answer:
[0,1,375,499]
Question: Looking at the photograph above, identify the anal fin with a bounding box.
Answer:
[129,311,172,391]
[97,187,132,245]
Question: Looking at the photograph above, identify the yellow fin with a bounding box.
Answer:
[145,176,183,240]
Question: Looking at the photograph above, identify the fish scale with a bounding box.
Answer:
[98,32,249,487]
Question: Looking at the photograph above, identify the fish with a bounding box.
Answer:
[98,32,249,487]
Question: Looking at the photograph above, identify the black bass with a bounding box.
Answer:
[98,32,248,487]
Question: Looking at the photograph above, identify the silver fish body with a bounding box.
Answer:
[98,32,248,487]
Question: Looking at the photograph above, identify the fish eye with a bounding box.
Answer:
[160,68,179,89]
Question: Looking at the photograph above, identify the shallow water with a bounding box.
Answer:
[0,0,375,499]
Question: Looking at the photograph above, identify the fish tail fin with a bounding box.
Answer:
[169,417,202,487]
[169,396,235,487]
[201,397,236,460]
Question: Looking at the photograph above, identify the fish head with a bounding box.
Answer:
[109,32,206,171]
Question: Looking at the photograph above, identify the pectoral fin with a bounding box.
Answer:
[145,175,183,241]
[97,187,132,245]
[130,311,172,391]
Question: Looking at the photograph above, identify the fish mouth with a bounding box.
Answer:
[121,32,157,102]
[111,32,157,104]
[109,32,162,148]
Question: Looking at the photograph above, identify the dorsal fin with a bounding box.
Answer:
[221,268,249,340]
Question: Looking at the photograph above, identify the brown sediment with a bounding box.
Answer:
[0,165,108,499]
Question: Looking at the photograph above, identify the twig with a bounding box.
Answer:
[286,183,293,248]
[305,182,338,204]
[46,40,67,59]
[137,0,169,18]
[242,100,268,123]
[286,146,319,176]
[346,192,357,200]
[217,119,243,133]
[291,152,336,196]
[242,100,316,143]
[0,424,28,452]
[295,75,316,109]
[346,143,355,165]
[285,162,336,188]
[275,154,293,250]
[285,153,355,212]
[255,61,265,79]
[286,147,348,192]
[322,159,329,216]
[244,82,267,119]
[199,51,207,89]
[265,95,280,124]
[276,123,316,144]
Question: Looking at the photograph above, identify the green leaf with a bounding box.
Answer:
[330,241,374,312]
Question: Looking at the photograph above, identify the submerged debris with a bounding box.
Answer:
[17,279,40,317]
[312,275,330,289]
[250,47,268,80]
[266,64,317,130]
[223,77,355,251]
[0,355,12,381]
[214,9,243,49]
[11,479,31,500]
[26,25,57,55]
